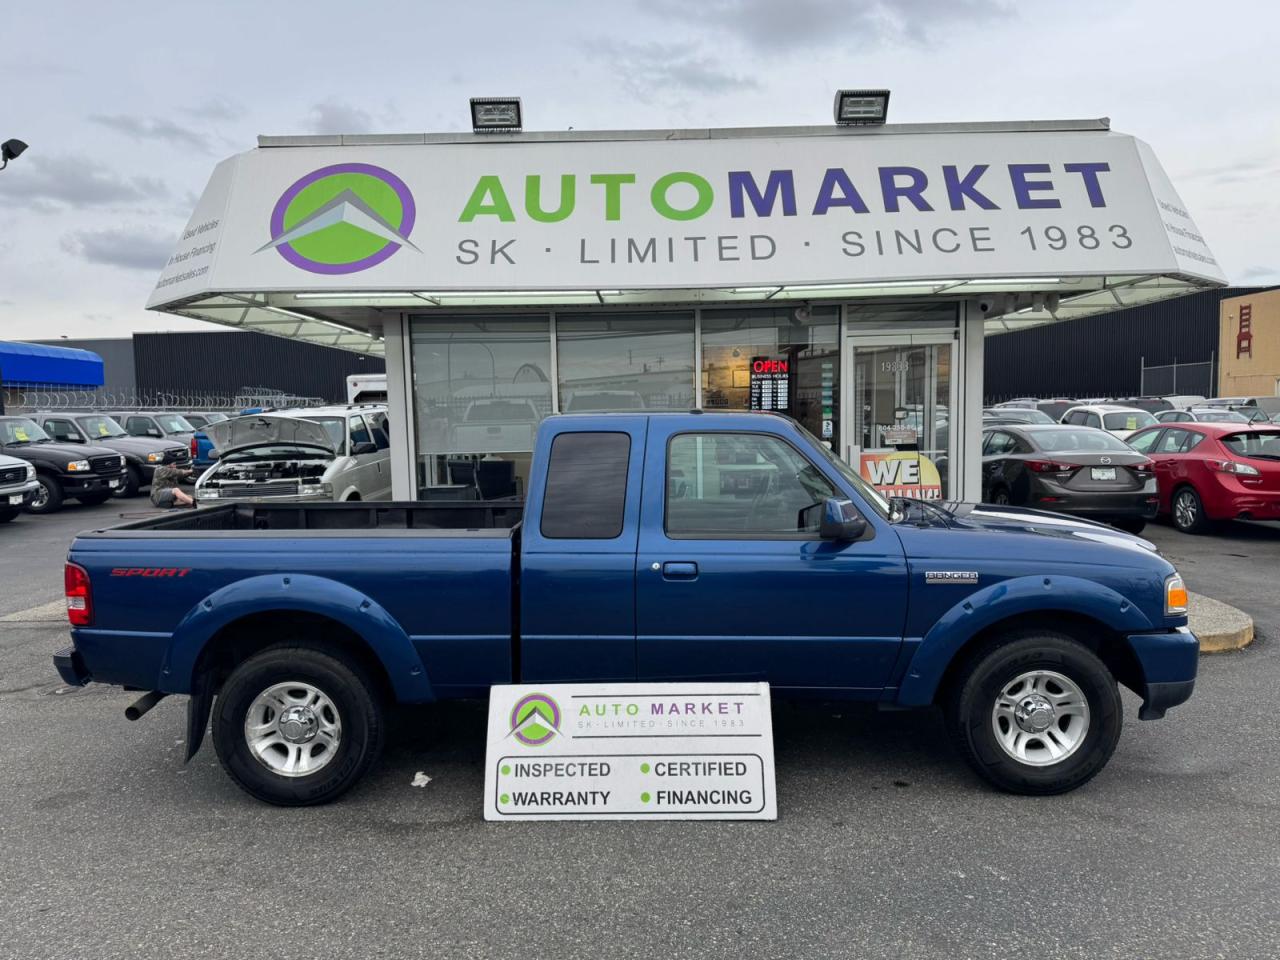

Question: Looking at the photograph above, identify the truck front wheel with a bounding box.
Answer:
[211,644,385,806]
[945,631,1122,795]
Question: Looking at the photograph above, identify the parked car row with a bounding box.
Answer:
[0,405,393,523]
[984,395,1280,535]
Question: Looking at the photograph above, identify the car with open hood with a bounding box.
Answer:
[31,412,190,498]
[194,406,391,503]
[0,415,126,512]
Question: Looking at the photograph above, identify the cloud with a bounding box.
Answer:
[1240,266,1280,282]
[183,98,244,122]
[586,40,756,99]
[642,0,1013,51]
[0,154,168,209]
[61,226,175,271]
[306,100,377,134]
[90,114,213,152]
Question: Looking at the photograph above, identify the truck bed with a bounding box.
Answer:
[97,499,525,535]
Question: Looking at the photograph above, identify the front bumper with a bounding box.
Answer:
[62,473,125,495]
[0,479,40,507]
[1127,627,1199,720]
[53,646,91,687]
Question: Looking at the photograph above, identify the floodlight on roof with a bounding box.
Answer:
[470,97,523,133]
[833,90,890,126]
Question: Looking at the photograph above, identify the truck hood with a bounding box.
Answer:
[205,416,335,457]
[942,502,1157,553]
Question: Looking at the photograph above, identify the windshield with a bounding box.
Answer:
[184,414,208,428]
[1026,428,1133,452]
[1103,411,1156,431]
[0,418,51,444]
[310,417,346,452]
[204,412,230,423]
[76,415,127,438]
[1001,409,1054,424]
[156,414,194,433]
[1220,431,1280,461]
[794,422,891,518]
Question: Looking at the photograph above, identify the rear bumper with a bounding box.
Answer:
[53,646,91,687]
[1039,491,1159,519]
[1127,627,1199,720]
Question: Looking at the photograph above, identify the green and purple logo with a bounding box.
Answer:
[258,162,417,274]
[508,692,562,747]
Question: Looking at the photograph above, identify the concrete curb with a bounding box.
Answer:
[1189,592,1255,653]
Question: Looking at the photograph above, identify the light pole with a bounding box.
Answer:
[0,139,28,171]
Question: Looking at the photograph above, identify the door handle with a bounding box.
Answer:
[661,561,698,581]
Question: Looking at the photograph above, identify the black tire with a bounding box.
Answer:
[28,474,63,514]
[212,643,385,806]
[0,507,17,523]
[117,464,144,498]
[1111,517,1146,535]
[990,486,1012,506]
[945,630,1122,795]
[1171,485,1210,534]
[77,491,114,506]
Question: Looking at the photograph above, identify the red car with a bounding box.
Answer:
[1127,422,1280,533]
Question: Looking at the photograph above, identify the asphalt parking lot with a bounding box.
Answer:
[1,499,1277,959]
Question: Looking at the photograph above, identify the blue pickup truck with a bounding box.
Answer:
[55,412,1198,806]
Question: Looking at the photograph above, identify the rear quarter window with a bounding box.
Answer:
[540,432,630,539]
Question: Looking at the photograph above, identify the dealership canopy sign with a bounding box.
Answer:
[148,127,1224,306]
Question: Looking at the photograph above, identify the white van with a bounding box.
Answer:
[196,406,392,503]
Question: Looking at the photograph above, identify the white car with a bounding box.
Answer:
[1059,404,1158,440]
[0,453,39,523]
[196,406,392,503]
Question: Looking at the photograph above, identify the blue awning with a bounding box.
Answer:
[0,341,105,388]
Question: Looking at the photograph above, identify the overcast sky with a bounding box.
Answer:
[1,0,1276,339]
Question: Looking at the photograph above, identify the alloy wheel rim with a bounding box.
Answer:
[991,669,1090,767]
[244,681,342,778]
[1175,491,1197,529]
[31,482,49,509]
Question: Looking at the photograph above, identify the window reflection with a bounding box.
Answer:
[556,313,695,413]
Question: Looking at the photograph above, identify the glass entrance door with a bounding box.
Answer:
[847,338,955,501]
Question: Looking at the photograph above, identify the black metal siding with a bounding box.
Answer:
[133,331,384,403]
[983,286,1279,401]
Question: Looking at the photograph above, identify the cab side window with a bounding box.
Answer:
[665,433,836,538]
[1084,413,1102,429]
[368,412,391,451]
[348,415,371,452]
[125,416,152,436]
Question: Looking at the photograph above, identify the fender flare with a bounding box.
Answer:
[161,572,434,702]
[895,574,1156,707]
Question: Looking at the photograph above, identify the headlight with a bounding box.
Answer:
[119,455,127,466]
[66,460,90,472]
[25,464,35,479]
[146,452,162,463]
[300,483,333,497]
[1165,574,1188,615]
[199,489,218,499]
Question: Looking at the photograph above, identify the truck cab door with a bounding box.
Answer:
[635,418,909,696]
[518,417,647,682]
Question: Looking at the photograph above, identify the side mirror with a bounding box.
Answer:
[208,449,220,460]
[351,441,378,456]
[819,497,867,541]
[148,428,163,438]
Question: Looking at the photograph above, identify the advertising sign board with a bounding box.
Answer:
[484,682,777,821]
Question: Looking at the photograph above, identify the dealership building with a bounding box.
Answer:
[148,108,1225,501]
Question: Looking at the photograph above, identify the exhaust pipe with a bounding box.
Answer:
[125,690,168,721]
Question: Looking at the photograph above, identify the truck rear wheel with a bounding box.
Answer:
[945,630,1121,795]
[211,644,385,806]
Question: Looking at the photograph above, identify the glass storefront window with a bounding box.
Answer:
[410,315,551,499]
[700,306,840,449]
[556,313,696,413]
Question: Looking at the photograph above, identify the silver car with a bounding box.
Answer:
[195,406,392,503]
[0,453,39,523]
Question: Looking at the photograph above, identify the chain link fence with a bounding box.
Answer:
[5,386,328,414]
[1139,357,1216,398]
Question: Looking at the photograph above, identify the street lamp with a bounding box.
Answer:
[0,139,28,171]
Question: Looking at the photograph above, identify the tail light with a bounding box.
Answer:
[65,562,93,627]
[1130,458,1155,477]
[1026,460,1076,474]
[190,435,198,460]
[1209,459,1260,476]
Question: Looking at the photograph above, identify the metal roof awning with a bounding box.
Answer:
[0,341,104,388]
[148,118,1225,352]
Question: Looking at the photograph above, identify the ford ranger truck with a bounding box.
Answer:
[54,412,1198,806]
